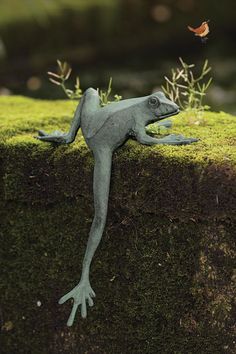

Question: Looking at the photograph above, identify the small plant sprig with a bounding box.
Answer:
[48,60,82,100]
[48,60,122,106]
[99,77,122,106]
[162,57,212,122]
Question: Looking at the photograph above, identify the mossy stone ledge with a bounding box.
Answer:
[1,96,235,354]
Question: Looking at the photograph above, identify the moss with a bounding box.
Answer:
[1,202,235,354]
[0,96,235,353]
[0,96,235,218]
[0,96,235,163]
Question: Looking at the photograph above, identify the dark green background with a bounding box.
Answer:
[0,0,235,112]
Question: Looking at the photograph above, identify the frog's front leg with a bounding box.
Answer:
[135,126,199,145]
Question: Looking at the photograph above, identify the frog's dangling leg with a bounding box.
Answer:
[59,147,113,326]
[80,147,112,283]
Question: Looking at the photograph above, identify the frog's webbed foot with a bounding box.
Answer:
[161,134,199,145]
[35,130,72,144]
[59,281,96,326]
[136,130,199,146]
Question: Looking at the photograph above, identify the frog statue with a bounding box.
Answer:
[36,88,198,326]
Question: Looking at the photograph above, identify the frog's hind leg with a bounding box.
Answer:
[81,146,113,281]
[35,95,86,144]
[59,146,113,325]
[36,88,100,144]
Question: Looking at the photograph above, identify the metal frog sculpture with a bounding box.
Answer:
[37,89,198,326]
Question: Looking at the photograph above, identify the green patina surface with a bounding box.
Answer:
[0,96,235,353]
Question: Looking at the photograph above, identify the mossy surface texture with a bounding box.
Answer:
[1,96,235,354]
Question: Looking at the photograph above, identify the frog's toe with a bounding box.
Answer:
[183,137,199,145]
[190,137,199,143]
[38,130,47,136]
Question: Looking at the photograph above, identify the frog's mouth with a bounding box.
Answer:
[158,108,180,120]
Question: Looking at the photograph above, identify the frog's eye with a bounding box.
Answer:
[149,96,160,107]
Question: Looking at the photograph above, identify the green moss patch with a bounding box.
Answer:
[0,96,235,353]
[1,202,235,354]
[0,96,235,218]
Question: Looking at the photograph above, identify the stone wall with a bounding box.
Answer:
[1,97,235,353]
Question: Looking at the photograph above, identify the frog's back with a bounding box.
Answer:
[82,95,148,139]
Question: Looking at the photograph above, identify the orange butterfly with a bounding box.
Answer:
[188,20,210,43]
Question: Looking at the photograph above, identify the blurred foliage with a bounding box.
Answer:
[48,60,122,105]
[0,0,116,26]
[48,60,83,99]
[99,77,122,106]
[0,0,235,112]
[1,0,235,69]
[162,58,212,122]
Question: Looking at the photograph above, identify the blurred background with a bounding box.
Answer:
[0,0,235,113]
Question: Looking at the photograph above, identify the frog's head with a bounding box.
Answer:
[146,92,179,121]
